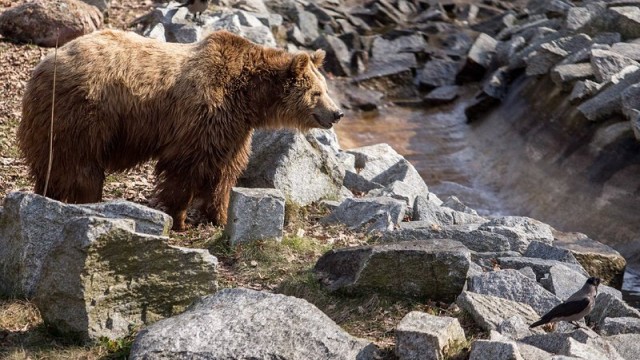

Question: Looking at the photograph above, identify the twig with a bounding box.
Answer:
[43,31,59,198]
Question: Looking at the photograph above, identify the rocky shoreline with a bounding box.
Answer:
[2,0,640,358]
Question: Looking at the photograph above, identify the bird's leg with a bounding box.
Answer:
[570,321,583,329]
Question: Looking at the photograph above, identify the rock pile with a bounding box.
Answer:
[0,192,217,341]
[2,0,640,358]
[0,0,103,47]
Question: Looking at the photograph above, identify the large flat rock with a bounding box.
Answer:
[0,192,172,298]
[553,231,626,288]
[34,216,217,341]
[314,240,470,302]
[468,269,561,315]
[130,288,376,359]
[456,291,540,331]
[395,311,466,360]
[239,130,345,206]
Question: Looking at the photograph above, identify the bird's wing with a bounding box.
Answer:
[539,298,590,322]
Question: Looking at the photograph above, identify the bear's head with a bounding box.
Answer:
[279,50,344,130]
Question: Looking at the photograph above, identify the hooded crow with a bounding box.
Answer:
[179,0,209,21]
[530,277,600,329]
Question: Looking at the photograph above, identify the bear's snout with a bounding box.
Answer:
[334,110,344,122]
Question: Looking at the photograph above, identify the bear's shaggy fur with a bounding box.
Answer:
[18,29,343,230]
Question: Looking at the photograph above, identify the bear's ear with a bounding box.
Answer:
[310,49,325,68]
[291,53,310,76]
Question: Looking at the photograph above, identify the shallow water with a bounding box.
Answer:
[335,77,640,305]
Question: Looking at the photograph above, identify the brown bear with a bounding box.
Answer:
[18,29,343,231]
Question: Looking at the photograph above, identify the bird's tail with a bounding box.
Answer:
[529,319,547,328]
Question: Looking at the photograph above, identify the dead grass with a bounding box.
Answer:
[0,300,134,359]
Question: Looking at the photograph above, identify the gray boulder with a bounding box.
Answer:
[442,195,479,215]
[239,130,344,206]
[525,241,581,266]
[569,79,603,104]
[472,251,522,271]
[313,35,351,77]
[225,187,285,245]
[498,315,535,340]
[82,201,172,236]
[467,33,498,70]
[620,81,640,122]
[525,34,592,76]
[370,34,428,59]
[34,216,217,341]
[518,266,537,280]
[478,216,554,254]
[412,196,486,226]
[606,334,640,360]
[577,65,640,121]
[517,342,553,360]
[550,63,594,91]
[139,5,276,46]
[521,328,622,359]
[621,83,640,122]
[353,63,418,98]
[630,111,640,141]
[368,52,418,73]
[424,85,459,105]
[611,42,640,61]
[469,339,524,360]
[382,222,511,253]
[343,143,428,195]
[495,36,527,67]
[395,311,466,360]
[292,6,319,46]
[540,264,622,301]
[366,180,423,215]
[566,5,601,31]
[216,0,267,13]
[553,231,626,288]
[601,317,640,336]
[0,0,103,47]
[0,192,172,298]
[589,293,640,326]
[417,59,460,89]
[323,197,406,233]
[507,28,566,70]
[343,86,384,111]
[130,288,376,359]
[498,256,589,280]
[591,48,639,83]
[456,291,540,331]
[609,6,640,40]
[207,11,276,46]
[468,269,561,315]
[315,240,470,302]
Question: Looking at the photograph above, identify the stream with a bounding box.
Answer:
[335,76,640,306]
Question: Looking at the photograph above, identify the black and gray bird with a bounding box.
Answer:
[179,0,209,21]
[530,277,601,329]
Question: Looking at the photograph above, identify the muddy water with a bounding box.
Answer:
[335,77,640,304]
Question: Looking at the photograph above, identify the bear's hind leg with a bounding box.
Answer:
[33,165,104,203]
[157,174,195,231]
[198,168,238,227]
[70,169,105,203]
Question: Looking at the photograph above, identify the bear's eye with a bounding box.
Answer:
[312,91,322,98]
